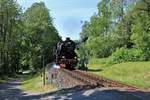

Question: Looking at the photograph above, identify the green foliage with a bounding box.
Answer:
[110,48,146,64]
[88,58,110,66]
[80,0,150,64]
[0,1,60,74]
[0,0,22,74]
[76,45,89,70]
[131,1,150,59]
[85,35,116,58]
[80,0,133,58]
[21,2,60,70]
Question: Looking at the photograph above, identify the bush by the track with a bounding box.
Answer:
[109,48,146,64]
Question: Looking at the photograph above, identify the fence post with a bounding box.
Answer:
[43,55,46,85]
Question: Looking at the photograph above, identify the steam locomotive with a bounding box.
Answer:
[54,37,78,69]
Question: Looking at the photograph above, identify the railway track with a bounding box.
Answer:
[61,68,147,92]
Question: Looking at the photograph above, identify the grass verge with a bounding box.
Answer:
[0,75,16,83]
[88,59,150,90]
[21,74,57,93]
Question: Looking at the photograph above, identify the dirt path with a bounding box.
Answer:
[0,75,150,100]
[0,75,41,100]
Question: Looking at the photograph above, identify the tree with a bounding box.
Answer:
[131,0,150,60]
[79,0,149,59]
[0,0,22,74]
[80,0,115,58]
[22,2,60,70]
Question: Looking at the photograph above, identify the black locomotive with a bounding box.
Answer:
[54,37,77,69]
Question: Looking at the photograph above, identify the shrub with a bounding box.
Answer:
[110,48,146,64]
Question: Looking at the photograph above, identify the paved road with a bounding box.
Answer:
[0,76,150,100]
[37,87,150,100]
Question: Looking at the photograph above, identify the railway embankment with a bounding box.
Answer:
[88,59,150,90]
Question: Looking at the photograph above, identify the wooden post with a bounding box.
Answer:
[43,55,45,85]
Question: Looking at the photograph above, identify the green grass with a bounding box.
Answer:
[88,59,150,90]
[0,75,16,83]
[21,74,57,93]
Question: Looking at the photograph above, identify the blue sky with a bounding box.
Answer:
[17,0,99,40]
